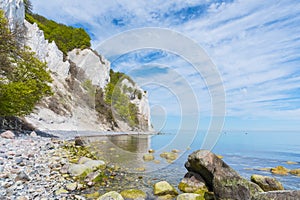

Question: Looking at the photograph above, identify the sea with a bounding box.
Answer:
[82,130,300,193]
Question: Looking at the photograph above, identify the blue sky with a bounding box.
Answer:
[31,0,300,131]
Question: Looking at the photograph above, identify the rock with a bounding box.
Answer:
[30,131,37,137]
[172,149,180,153]
[78,157,93,164]
[148,149,155,153]
[97,191,124,200]
[84,160,106,170]
[216,155,223,159]
[290,169,300,176]
[160,152,178,161]
[120,189,147,200]
[55,188,68,196]
[1,131,15,139]
[154,181,178,196]
[178,172,208,194]
[15,171,30,182]
[286,161,298,165]
[271,166,289,175]
[254,190,300,200]
[68,164,91,177]
[65,182,77,191]
[84,171,100,183]
[257,168,271,172]
[176,193,203,200]
[185,150,263,200]
[86,192,100,199]
[143,154,155,161]
[75,137,84,146]
[250,174,284,191]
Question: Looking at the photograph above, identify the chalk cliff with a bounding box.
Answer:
[0,0,152,132]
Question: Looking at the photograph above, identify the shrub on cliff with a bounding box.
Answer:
[25,13,91,55]
[0,10,52,117]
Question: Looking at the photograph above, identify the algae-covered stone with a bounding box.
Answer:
[250,174,284,191]
[120,189,146,199]
[97,191,124,200]
[178,172,208,194]
[154,181,178,196]
[290,169,300,176]
[143,154,155,161]
[86,191,100,199]
[176,193,204,200]
[160,152,178,161]
[271,166,289,175]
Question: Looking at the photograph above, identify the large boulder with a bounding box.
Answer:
[250,174,284,191]
[178,172,208,194]
[185,150,263,200]
[253,190,300,200]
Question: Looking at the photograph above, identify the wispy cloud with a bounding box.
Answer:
[31,0,300,125]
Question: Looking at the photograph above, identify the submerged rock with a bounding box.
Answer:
[160,152,178,161]
[185,150,263,200]
[1,130,15,139]
[97,191,124,200]
[290,169,300,176]
[286,161,298,165]
[154,181,179,196]
[120,189,146,200]
[254,190,300,200]
[143,154,155,161]
[176,193,203,200]
[250,174,284,191]
[271,166,289,175]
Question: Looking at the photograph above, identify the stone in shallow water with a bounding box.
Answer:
[154,181,178,196]
[178,172,208,194]
[271,166,289,175]
[120,189,146,200]
[176,193,203,200]
[97,191,124,200]
[143,153,155,161]
[67,164,91,177]
[250,174,284,191]
[289,169,300,176]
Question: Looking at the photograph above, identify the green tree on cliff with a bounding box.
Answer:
[0,10,52,117]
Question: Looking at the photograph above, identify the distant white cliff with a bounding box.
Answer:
[0,0,152,132]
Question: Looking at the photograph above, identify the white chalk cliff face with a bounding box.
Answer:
[0,0,152,132]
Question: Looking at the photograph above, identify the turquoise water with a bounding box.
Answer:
[87,130,300,192]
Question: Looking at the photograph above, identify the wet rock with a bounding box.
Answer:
[254,190,300,200]
[250,174,284,191]
[160,152,178,161]
[172,149,180,153]
[1,130,15,139]
[290,169,300,176]
[75,137,84,146]
[84,171,100,183]
[55,188,68,195]
[286,161,298,165]
[271,166,289,175]
[185,150,262,200]
[120,189,147,200]
[148,149,155,153]
[176,193,203,200]
[178,172,208,194]
[15,171,30,182]
[97,191,124,200]
[143,154,155,161]
[68,164,91,177]
[154,181,178,196]
[84,160,106,170]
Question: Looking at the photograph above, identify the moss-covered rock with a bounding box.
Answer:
[154,181,178,196]
[160,152,178,161]
[176,193,204,200]
[68,164,92,177]
[178,172,208,194]
[97,191,124,200]
[86,191,100,199]
[120,189,147,200]
[250,174,284,191]
[271,166,289,175]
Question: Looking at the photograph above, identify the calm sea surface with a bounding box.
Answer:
[84,130,300,193]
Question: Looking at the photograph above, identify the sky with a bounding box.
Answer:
[31,0,300,131]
